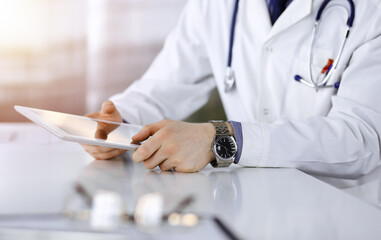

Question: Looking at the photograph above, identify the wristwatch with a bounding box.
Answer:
[209,121,237,168]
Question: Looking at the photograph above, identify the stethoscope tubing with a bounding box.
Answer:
[300,0,354,90]
[225,0,355,92]
[227,0,240,68]
[224,0,240,92]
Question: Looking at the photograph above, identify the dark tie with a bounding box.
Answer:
[267,0,293,24]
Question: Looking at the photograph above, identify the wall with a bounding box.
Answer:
[0,0,187,121]
[86,0,187,113]
[0,0,225,123]
[0,0,87,121]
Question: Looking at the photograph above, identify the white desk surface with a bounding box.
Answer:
[1,123,381,239]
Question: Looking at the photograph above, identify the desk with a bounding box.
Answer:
[1,123,381,239]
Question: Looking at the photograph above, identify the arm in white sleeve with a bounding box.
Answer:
[110,0,215,125]
[239,31,381,179]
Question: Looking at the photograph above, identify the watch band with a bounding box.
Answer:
[210,121,230,136]
[210,158,233,168]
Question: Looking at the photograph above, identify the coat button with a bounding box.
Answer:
[263,108,269,115]
[265,47,273,52]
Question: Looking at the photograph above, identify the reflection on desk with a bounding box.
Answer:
[77,156,242,219]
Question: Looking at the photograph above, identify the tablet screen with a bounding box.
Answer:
[15,106,142,150]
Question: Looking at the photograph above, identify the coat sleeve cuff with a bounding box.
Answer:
[227,121,243,164]
[238,122,270,167]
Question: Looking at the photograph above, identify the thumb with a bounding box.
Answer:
[132,125,152,142]
[101,100,116,115]
[132,119,170,142]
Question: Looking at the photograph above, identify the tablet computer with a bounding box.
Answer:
[14,105,142,150]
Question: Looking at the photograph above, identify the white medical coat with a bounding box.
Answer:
[110,0,381,178]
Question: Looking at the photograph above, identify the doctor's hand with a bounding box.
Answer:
[131,119,215,173]
[81,101,127,160]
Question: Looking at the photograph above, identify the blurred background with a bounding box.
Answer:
[0,0,225,122]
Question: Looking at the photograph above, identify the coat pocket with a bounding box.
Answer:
[282,46,345,120]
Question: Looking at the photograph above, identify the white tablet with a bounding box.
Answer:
[14,105,142,150]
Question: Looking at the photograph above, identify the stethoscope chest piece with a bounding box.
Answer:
[224,67,235,92]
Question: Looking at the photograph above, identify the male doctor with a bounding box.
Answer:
[83,0,381,178]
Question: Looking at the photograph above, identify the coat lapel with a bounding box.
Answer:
[246,0,272,39]
[266,0,313,40]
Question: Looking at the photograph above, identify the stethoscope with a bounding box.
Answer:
[224,0,355,93]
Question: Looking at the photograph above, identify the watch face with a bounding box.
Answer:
[214,136,237,160]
